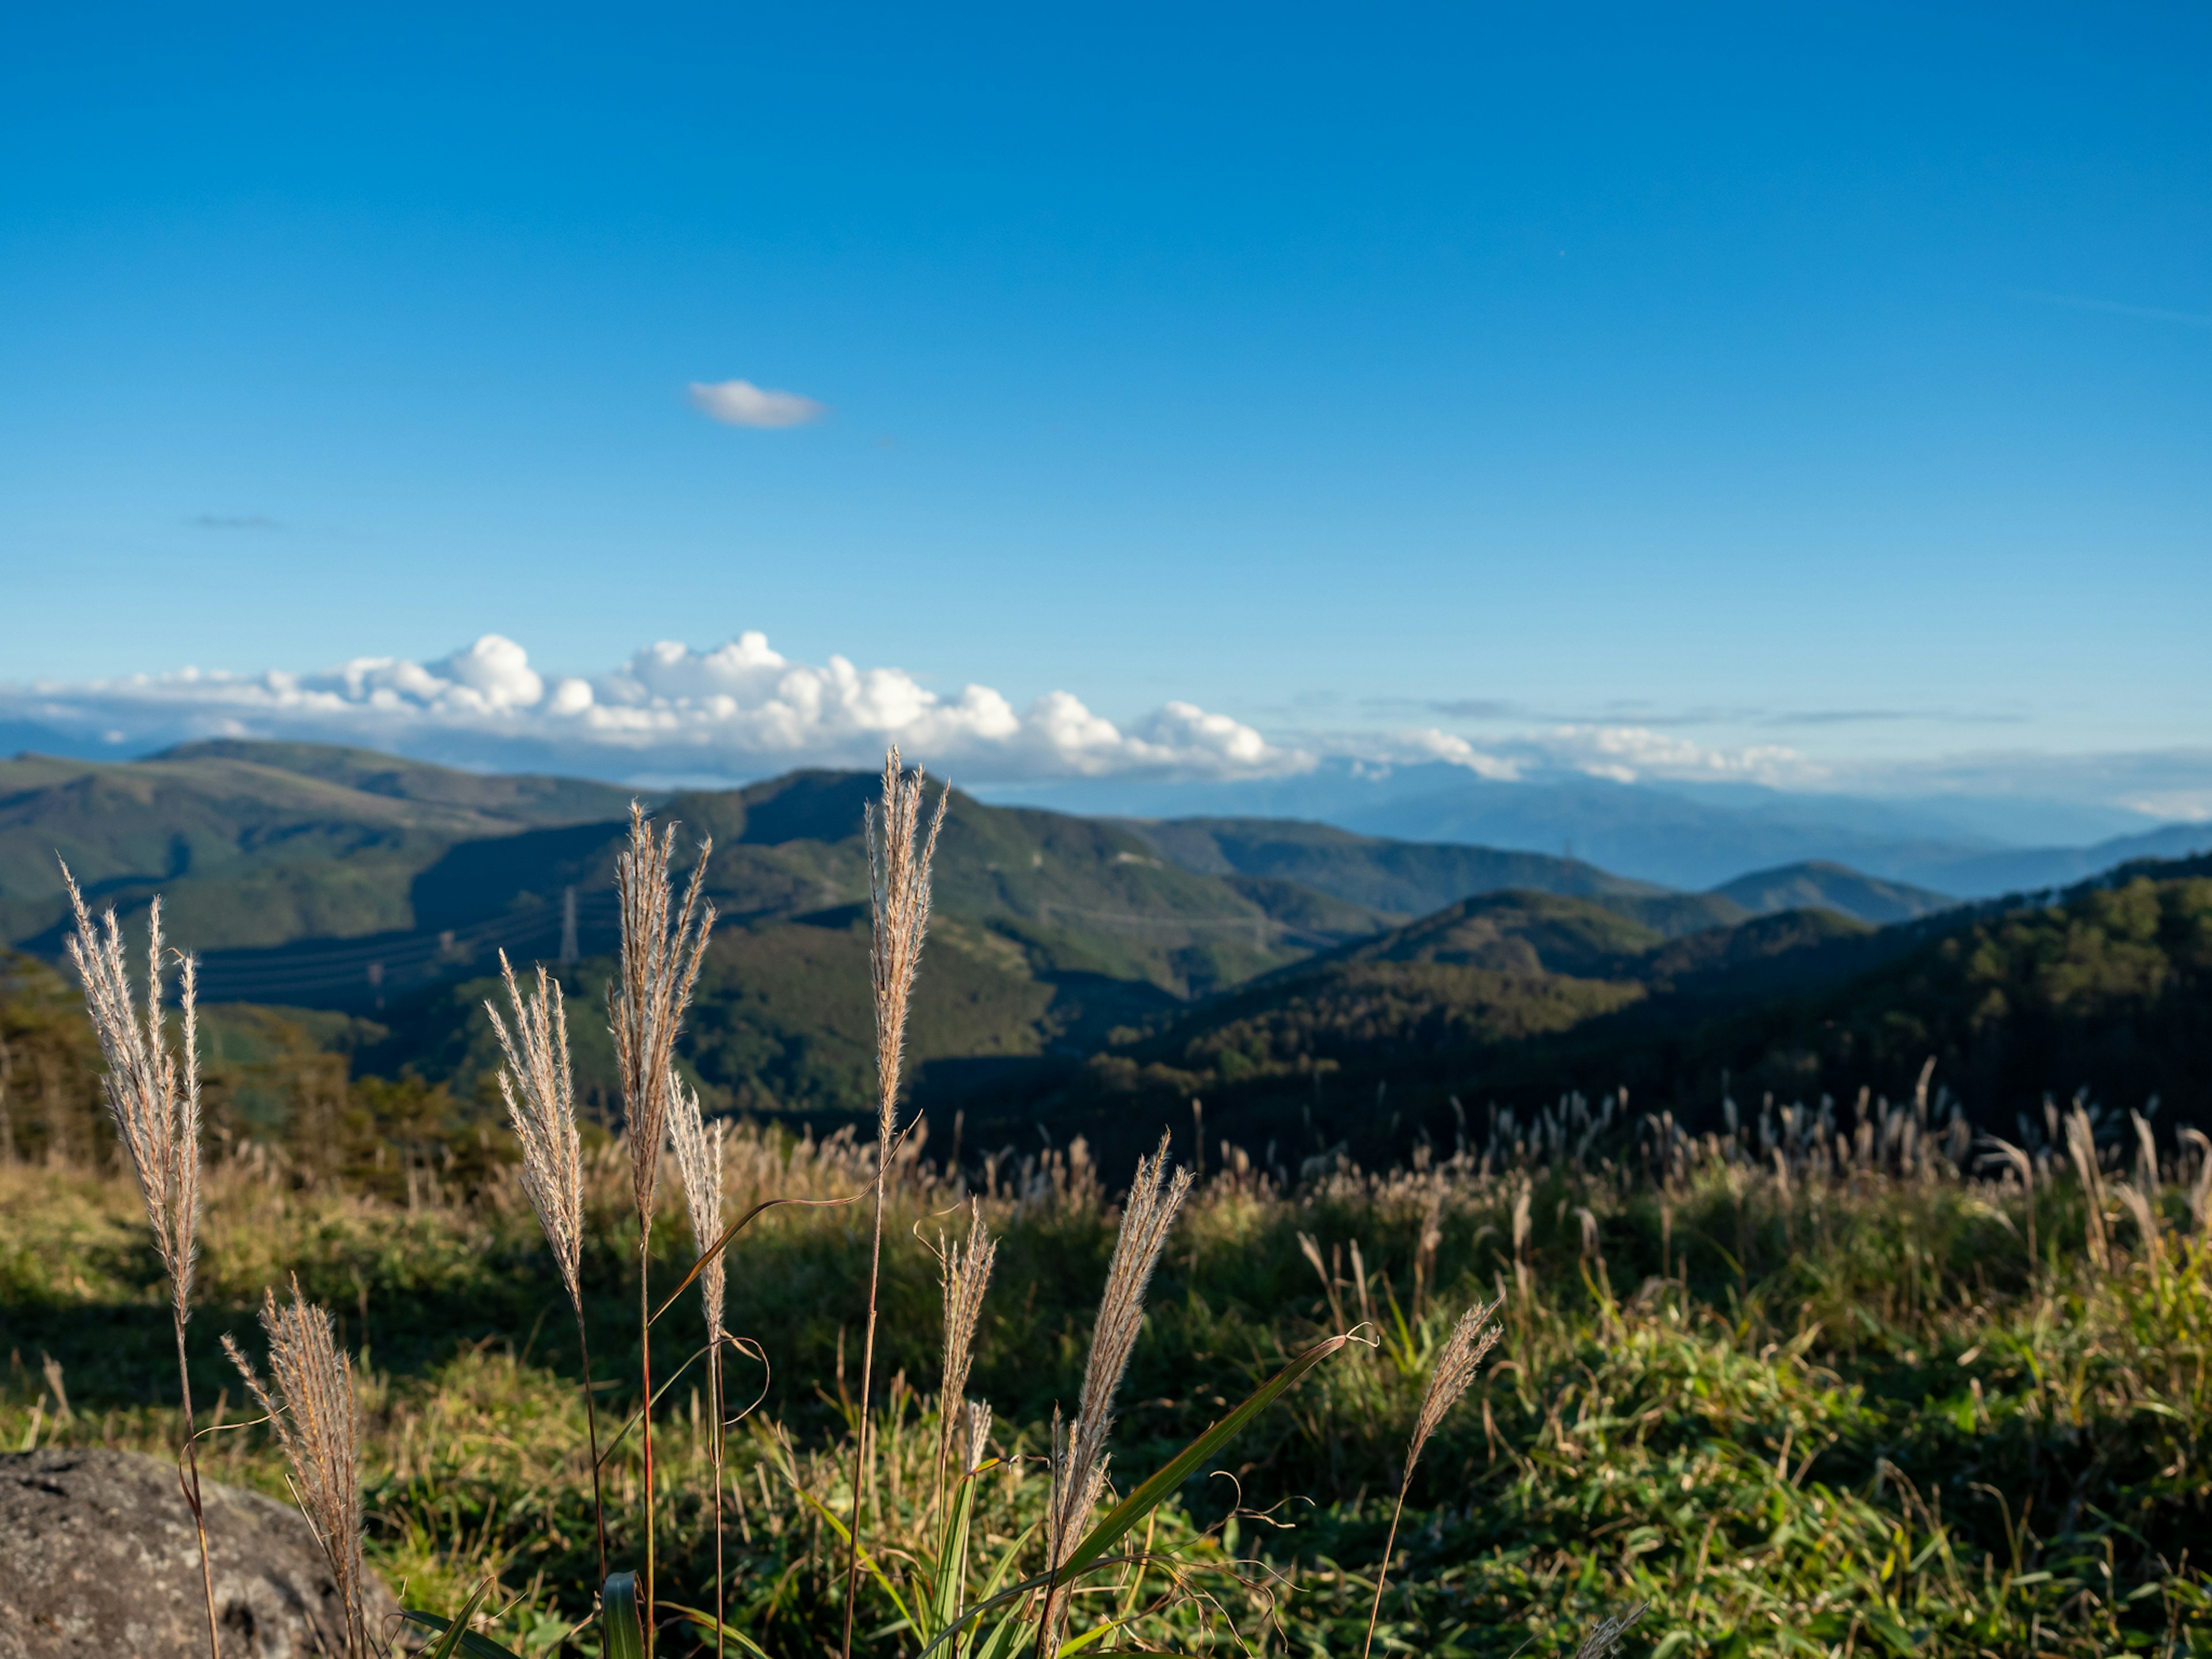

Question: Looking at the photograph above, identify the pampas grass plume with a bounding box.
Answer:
[225,1279,369,1659]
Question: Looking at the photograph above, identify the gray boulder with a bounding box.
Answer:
[0,1447,401,1658]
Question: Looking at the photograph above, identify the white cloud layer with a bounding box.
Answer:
[1531,724,1825,787]
[687,379,826,427]
[7,637,2203,822]
[1,632,1302,783]
[1327,724,1821,789]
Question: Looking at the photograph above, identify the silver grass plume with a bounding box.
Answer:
[487,952,584,1311]
[1362,1292,1505,1659]
[612,801,714,1642]
[612,801,716,1227]
[2062,1104,2111,1273]
[668,1072,727,1344]
[669,1070,730,1654]
[938,1200,997,1471]
[962,1401,994,1475]
[868,746,948,1145]
[62,865,202,1323]
[841,749,948,1659]
[63,862,220,1659]
[2183,1126,2212,1237]
[1408,1293,1505,1468]
[1047,1131,1192,1569]
[487,949,608,1580]
[225,1281,368,1659]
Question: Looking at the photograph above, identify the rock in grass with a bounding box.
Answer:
[0,1447,399,1658]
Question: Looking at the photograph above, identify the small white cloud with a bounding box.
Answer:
[687,379,826,428]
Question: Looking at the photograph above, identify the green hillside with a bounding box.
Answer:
[1017,862,2212,1168]
[0,743,634,950]
[1710,858,1955,924]
[1,747,1401,1122]
[1127,815,1751,933]
[1055,889,1696,1113]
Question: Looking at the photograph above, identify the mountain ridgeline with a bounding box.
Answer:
[2,740,2205,1162]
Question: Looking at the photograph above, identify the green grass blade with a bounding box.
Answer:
[603,1571,646,1659]
[402,1578,509,1659]
[907,1338,1343,1659]
[789,1476,921,1632]
[1061,1334,1347,1576]
[929,1468,982,1637]
[661,1601,776,1659]
[911,1555,1146,1659]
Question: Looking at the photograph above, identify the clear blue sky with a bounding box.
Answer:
[2,3,2207,798]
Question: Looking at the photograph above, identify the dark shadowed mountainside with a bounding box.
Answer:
[979,859,2212,1172]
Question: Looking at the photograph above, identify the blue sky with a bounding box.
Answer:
[2,3,2207,812]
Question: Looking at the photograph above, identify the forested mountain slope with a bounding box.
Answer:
[0,743,633,950]
[1013,861,2212,1167]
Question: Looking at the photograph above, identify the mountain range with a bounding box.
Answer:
[986,760,2210,894]
[4,738,2206,1151]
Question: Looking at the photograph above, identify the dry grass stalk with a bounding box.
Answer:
[612,802,717,1224]
[1297,1231,1347,1330]
[40,1353,71,1424]
[62,869,202,1325]
[1028,1137,1191,1657]
[668,1072,729,1655]
[61,865,220,1659]
[1046,1131,1192,1586]
[486,950,607,1580]
[669,1074,728,1346]
[1510,1181,1533,1302]
[1361,1293,1506,1659]
[936,1200,997,1488]
[488,952,584,1306]
[1413,1191,1444,1317]
[611,801,715,1645]
[843,747,948,1659]
[1572,1600,1650,1659]
[2131,1109,2161,1200]
[2062,1106,2111,1274]
[1979,1135,2039,1274]
[2181,1127,2212,1237]
[2115,1181,2163,1270]
[224,1279,368,1659]
[866,745,949,1143]
[962,1400,994,1475]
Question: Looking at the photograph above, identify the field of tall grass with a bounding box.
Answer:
[6,1088,2209,1656]
[4,760,2208,1657]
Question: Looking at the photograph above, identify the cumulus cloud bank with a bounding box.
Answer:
[687,379,826,427]
[0,633,1302,783]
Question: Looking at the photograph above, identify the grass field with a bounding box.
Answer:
[4,1089,2207,1657]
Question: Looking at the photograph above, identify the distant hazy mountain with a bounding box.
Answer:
[1710,861,1955,925]
[984,760,2189,896]
[1893,823,2212,897]
[1126,816,1748,935]
[1330,772,1989,891]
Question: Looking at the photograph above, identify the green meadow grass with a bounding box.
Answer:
[3,1119,2207,1657]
